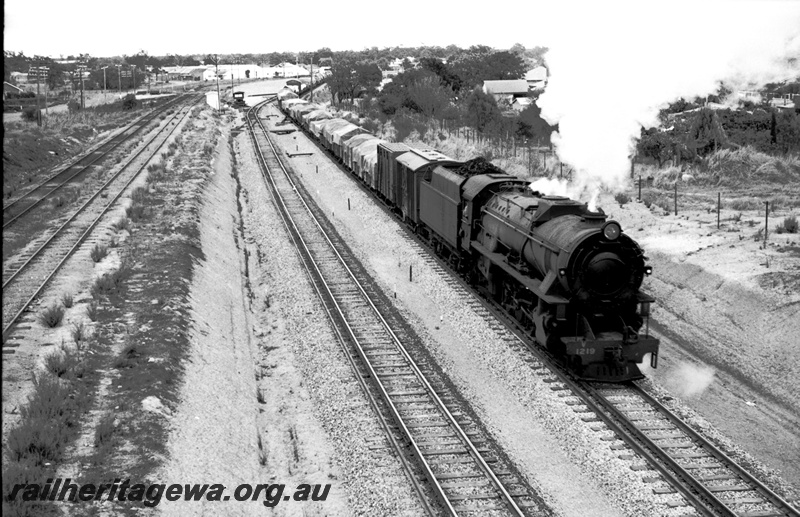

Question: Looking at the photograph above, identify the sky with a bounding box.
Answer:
[6,0,798,200]
[6,0,795,59]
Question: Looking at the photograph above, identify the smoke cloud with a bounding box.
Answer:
[536,1,800,201]
[669,361,716,398]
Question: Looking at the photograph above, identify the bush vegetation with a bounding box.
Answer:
[90,266,127,299]
[38,303,65,328]
[781,215,798,234]
[5,373,77,463]
[86,300,99,321]
[21,107,41,122]
[90,243,108,263]
[614,192,631,206]
[125,186,150,221]
[60,292,74,308]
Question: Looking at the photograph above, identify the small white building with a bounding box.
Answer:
[262,62,309,78]
[10,71,29,84]
[482,79,530,104]
[511,97,534,111]
[525,66,548,91]
[163,66,216,82]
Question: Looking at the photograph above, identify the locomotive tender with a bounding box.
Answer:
[276,90,659,381]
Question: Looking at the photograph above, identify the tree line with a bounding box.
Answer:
[325,44,555,144]
[637,87,800,166]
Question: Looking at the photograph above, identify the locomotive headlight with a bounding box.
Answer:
[644,266,653,275]
[602,221,621,241]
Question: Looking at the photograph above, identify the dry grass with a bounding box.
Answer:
[646,147,800,188]
[5,373,77,462]
[60,292,74,308]
[90,243,108,263]
[113,339,139,369]
[111,216,130,232]
[778,215,798,234]
[70,321,87,346]
[94,413,116,449]
[126,186,151,221]
[705,147,800,186]
[90,266,127,299]
[38,303,65,328]
[86,300,99,321]
[147,162,168,183]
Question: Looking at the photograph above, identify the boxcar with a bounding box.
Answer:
[396,148,460,224]
[376,142,411,205]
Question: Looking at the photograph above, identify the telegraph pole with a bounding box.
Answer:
[44,75,48,126]
[79,66,85,109]
[214,55,221,110]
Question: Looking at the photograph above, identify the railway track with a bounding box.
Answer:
[404,220,799,517]
[272,100,800,517]
[246,102,547,516]
[3,94,187,228]
[2,95,202,342]
[403,207,799,517]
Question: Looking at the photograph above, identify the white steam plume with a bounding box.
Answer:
[537,1,800,201]
[669,361,716,398]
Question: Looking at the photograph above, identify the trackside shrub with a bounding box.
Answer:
[38,304,65,328]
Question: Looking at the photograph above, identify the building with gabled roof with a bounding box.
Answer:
[482,79,530,104]
[525,66,548,90]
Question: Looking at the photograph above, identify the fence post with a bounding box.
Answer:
[765,201,769,245]
[717,193,721,229]
[674,182,678,216]
[409,265,413,282]
[638,176,642,201]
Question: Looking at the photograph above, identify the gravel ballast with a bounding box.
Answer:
[232,118,426,516]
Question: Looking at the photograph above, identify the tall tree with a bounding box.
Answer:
[689,108,729,156]
[328,56,382,103]
[464,87,502,131]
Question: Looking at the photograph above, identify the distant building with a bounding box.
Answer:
[164,66,216,81]
[525,66,548,91]
[262,62,309,79]
[9,71,29,84]
[482,79,530,104]
[511,97,534,111]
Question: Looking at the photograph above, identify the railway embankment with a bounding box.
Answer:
[158,112,359,516]
[3,104,218,516]
[223,110,427,516]
[604,197,800,487]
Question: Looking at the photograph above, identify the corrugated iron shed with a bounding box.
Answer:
[482,79,529,95]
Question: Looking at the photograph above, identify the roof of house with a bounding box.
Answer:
[525,67,548,82]
[164,66,212,75]
[4,81,24,93]
[482,80,529,95]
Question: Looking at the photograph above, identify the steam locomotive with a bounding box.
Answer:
[276,90,659,382]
